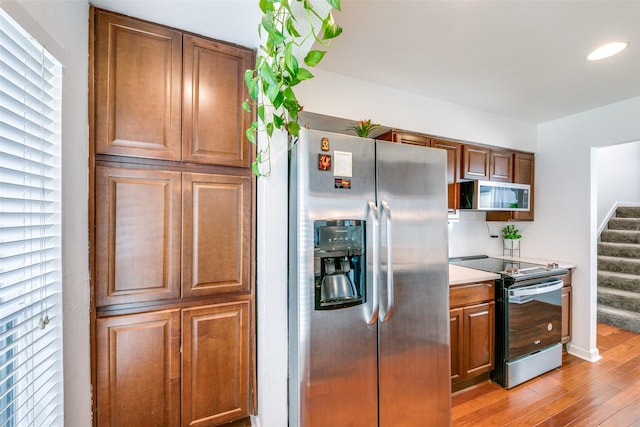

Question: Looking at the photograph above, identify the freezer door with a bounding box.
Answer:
[376,140,452,426]
[289,129,378,427]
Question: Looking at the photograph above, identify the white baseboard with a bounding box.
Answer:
[566,342,601,362]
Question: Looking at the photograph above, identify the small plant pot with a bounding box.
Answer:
[503,238,520,257]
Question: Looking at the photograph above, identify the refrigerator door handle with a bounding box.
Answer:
[365,199,380,325]
[379,199,394,323]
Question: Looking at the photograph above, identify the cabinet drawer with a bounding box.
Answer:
[450,281,494,307]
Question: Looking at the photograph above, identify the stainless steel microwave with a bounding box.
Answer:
[459,180,531,211]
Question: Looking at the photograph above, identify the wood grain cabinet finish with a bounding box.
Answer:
[394,131,431,146]
[461,145,490,180]
[431,139,461,212]
[95,10,182,160]
[464,302,495,377]
[96,309,181,427]
[450,280,495,391]
[489,149,513,182]
[182,301,250,426]
[486,151,535,221]
[182,173,251,298]
[95,166,181,307]
[182,35,253,167]
[449,308,463,383]
[512,152,535,221]
[91,9,254,425]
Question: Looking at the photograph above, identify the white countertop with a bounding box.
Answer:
[448,264,501,286]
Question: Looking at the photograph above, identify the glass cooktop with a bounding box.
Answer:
[449,255,563,280]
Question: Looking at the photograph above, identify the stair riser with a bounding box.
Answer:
[598,244,640,258]
[598,292,640,312]
[597,310,640,334]
[608,218,640,231]
[598,258,640,275]
[601,230,640,244]
[616,206,640,219]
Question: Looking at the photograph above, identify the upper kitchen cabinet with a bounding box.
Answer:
[462,145,513,182]
[378,130,431,146]
[182,35,253,167]
[489,149,513,182]
[511,152,535,221]
[486,152,535,221]
[461,145,490,180]
[431,138,461,212]
[94,9,254,168]
[94,10,182,161]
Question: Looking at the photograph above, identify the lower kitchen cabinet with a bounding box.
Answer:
[182,301,250,426]
[450,280,495,392]
[96,309,181,426]
[96,301,250,427]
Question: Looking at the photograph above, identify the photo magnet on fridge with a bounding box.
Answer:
[318,154,331,171]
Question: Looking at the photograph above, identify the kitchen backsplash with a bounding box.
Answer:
[447,211,532,258]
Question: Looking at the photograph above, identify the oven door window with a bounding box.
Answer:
[507,280,563,360]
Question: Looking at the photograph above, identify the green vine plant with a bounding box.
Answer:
[242,0,342,177]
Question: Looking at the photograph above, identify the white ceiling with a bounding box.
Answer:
[90,0,640,125]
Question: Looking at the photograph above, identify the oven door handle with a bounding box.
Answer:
[509,280,563,297]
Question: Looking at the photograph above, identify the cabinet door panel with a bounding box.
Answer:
[462,145,489,180]
[183,35,253,167]
[431,139,461,211]
[490,150,513,182]
[464,302,495,377]
[95,166,181,306]
[96,309,181,427]
[512,152,535,221]
[395,132,430,146]
[450,308,464,383]
[182,302,250,426]
[182,173,251,298]
[95,11,182,160]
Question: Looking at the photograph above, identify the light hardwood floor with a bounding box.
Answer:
[452,324,640,426]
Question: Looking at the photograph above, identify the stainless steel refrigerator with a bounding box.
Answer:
[289,129,451,426]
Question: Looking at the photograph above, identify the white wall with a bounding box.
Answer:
[297,68,537,151]
[0,0,91,425]
[447,211,535,258]
[596,140,640,228]
[525,97,640,362]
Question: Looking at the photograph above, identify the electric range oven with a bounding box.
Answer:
[449,255,567,389]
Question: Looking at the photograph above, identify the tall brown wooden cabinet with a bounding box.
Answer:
[90,8,255,427]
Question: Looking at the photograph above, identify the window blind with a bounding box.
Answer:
[0,7,63,427]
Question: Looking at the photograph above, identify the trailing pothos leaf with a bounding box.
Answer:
[243,0,342,176]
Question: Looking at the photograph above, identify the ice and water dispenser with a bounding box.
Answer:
[314,220,365,310]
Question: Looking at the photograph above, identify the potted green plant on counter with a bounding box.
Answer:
[502,225,521,257]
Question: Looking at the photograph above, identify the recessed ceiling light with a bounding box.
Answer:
[587,41,629,61]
